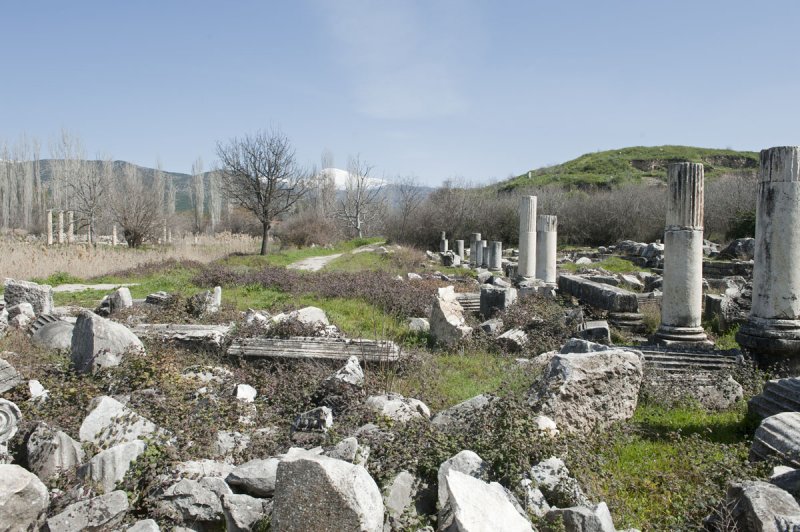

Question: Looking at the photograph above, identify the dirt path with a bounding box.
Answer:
[52,283,139,293]
[286,253,343,272]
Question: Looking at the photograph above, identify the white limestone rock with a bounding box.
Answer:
[715,481,800,531]
[366,393,430,422]
[222,493,271,532]
[326,436,369,466]
[7,303,34,329]
[174,459,235,479]
[430,286,473,346]
[529,347,643,433]
[530,457,590,508]
[79,439,146,493]
[3,278,53,315]
[0,464,49,531]
[28,379,48,401]
[439,469,534,532]
[0,356,22,394]
[127,519,160,532]
[79,395,160,448]
[272,449,384,532]
[431,394,494,433]
[226,458,280,497]
[292,406,333,433]
[27,422,85,480]
[235,383,257,403]
[70,310,144,374]
[213,430,251,458]
[46,490,128,532]
[437,450,488,509]
[157,476,232,524]
[407,317,430,333]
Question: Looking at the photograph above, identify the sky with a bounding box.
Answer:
[2,1,800,185]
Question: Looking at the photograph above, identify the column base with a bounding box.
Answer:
[654,325,713,347]
[737,317,800,370]
[609,312,645,332]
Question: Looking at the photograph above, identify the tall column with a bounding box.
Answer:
[655,162,709,345]
[168,229,173,243]
[488,241,502,271]
[518,196,537,277]
[536,215,558,284]
[480,240,489,268]
[738,147,800,368]
[475,240,486,269]
[67,211,74,244]
[46,210,53,246]
[455,239,465,260]
[57,211,65,244]
[162,221,167,244]
[469,233,481,267]
[112,225,118,246]
[439,231,448,253]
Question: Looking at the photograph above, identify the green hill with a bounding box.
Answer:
[500,145,759,191]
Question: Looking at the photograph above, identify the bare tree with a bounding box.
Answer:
[68,155,111,244]
[109,162,163,247]
[190,157,205,234]
[208,170,222,234]
[216,129,310,255]
[395,175,424,241]
[337,155,385,238]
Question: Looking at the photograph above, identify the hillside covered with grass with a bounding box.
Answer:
[501,145,759,190]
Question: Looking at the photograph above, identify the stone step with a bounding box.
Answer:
[455,293,480,313]
[227,336,402,363]
[639,349,739,375]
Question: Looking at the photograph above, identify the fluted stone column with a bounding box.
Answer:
[535,215,557,284]
[439,232,448,253]
[57,211,64,244]
[46,210,53,246]
[518,196,537,277]
[655,162,709,345]
[469,233,481,267]
[168,229,173,243]
[738,147,800,368]
[112,225,118,246]
[488,241,502,271]
[67,211,74,244]
[455,239,465,260]
[475,240,486,269]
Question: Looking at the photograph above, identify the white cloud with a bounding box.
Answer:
[314,0,478,120]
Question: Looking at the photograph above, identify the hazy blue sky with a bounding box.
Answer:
[2,1,799,184]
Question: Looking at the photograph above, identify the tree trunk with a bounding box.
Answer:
[260,222,270,255]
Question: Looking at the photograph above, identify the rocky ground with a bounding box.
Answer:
[0,239,794,531]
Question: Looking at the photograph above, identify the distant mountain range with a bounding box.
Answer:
[36,159,434,212]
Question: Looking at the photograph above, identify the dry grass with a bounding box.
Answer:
[0,233,259,280]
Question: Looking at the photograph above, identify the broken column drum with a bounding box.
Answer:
[439,232,449,253]
[535,215,557,284]
[455,239,465,260]
[518,196,537,277]
[655,162,709,345]
[488,241,502,271]
[738,147,800,369]
[469,233,481,267]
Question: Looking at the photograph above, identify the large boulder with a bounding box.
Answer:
[0,356,22,394]
[366,393,430,422]
[431,394,494,433]
[27,422,85,480]
[272,450,384,532]
[46,490,129,532]
[79,395,161,448]
[157,476,231,525]
[3,279,53,315]
[226,458,280,497]
[708,481,800,531]
[719,237,756,261]
[383,470,435,531]
[529,346,643,433]
[546,503,616,532]
[79,439,146,493]
[70,310,144,374]
[437,450,488,509]
[222,493,271,532]
[96,287,134,316]
[430,286,473,346]
[439,469,533,532]
[0,464,49,530]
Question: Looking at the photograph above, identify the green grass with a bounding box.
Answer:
[500,145,759,191]
[575,401,765,529]
[392,352,532,410]
[560,256,646,274]
[222,237,385,269]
